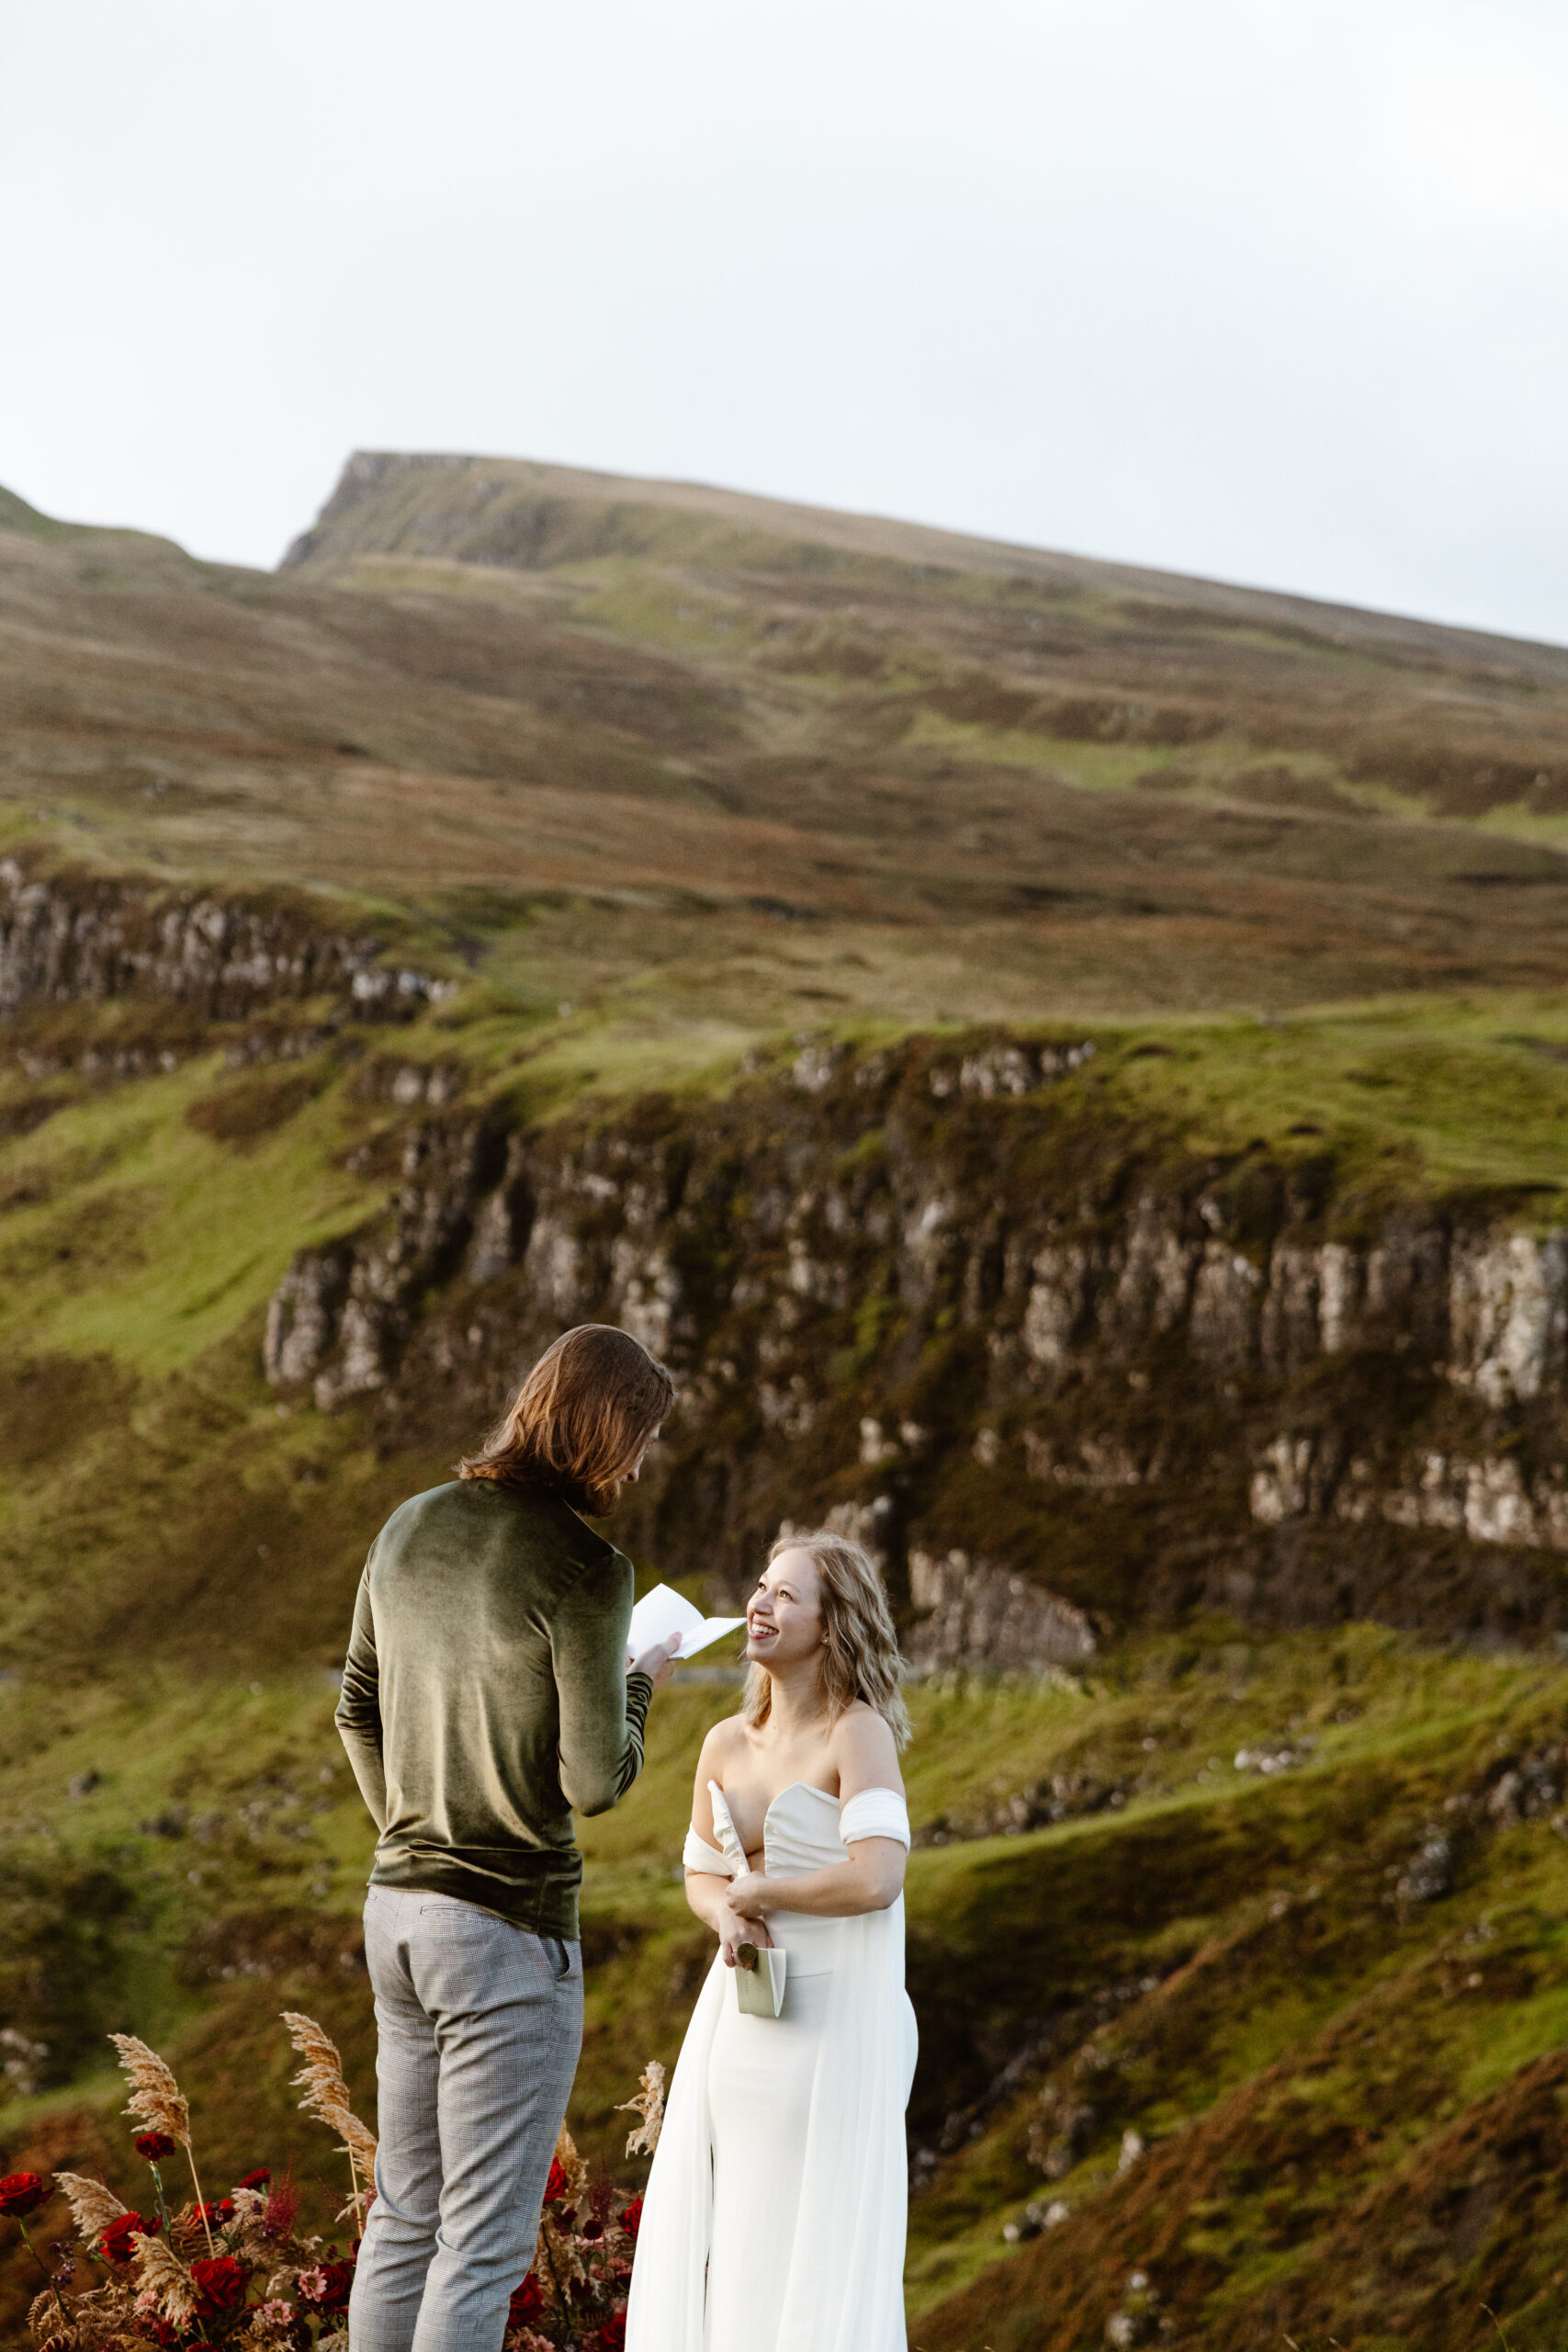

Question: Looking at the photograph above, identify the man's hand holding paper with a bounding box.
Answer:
[627,1581,745,1667]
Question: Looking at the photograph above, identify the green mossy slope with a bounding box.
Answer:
[6,956,1568,2345]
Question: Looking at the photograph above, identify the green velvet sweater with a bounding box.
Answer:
[334,1476,652,1939]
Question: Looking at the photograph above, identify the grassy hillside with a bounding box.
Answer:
[8,451,1568,1041]
[4,461,1568,2348]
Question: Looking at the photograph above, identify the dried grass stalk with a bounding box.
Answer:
[28,2289,73,2352]
[107,2035,214,2256]
[51,2174,128,2243]
[616,2059,666,2158]
[132,2232,197,2325]
[281,2012,377,2218]
[107,2036,190,2148]
[553,2124,590,2201]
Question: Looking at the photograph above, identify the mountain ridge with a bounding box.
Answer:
[282,447,1568,672]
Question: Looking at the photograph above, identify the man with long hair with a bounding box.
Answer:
[336,1325,682,2352]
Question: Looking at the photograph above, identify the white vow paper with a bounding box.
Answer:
[627,1581,745,1663]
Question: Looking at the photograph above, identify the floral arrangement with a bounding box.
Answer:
[1,2020,664,2352]
[504,2062,664,2352]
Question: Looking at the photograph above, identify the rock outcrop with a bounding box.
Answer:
[265,1117,512,1408]
[906,1550,1098,1670]
[261,1031,1568,1656]
[0,857,449,1025]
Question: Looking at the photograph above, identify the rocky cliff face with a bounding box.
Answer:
[0,857,449,1029]
[261,1031,1568,1661]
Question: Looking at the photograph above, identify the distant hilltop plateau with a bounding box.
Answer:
[1,451,1567,1024]
[281,448,1562,677]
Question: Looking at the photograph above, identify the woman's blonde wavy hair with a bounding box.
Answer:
[742,1528,911,1750]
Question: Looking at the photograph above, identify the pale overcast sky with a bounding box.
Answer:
[3,0,1566,641]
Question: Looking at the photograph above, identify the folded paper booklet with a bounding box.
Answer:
[734,1942,787,2018]
[627,1582,746,1664]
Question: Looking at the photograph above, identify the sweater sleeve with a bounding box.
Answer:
[549,1544,650,1817]
[334,1566,388,1832]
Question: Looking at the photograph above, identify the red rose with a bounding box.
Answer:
[508,2272,543,2323]
[134,2133,177,2163]
[100,2210,160,2264]
[594,2315,626,2351]
[0,2174,49,2220]
[236,2169,270,2192]
[618,2197,643,2240]
[190,2255,251,2317]
[543,2159,571,2206]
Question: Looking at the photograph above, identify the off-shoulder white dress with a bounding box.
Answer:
[626,1781,917,2352]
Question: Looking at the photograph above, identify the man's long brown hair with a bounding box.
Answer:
[459,1325,676,1515]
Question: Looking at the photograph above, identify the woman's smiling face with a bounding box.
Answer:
[745,1546,825,1669]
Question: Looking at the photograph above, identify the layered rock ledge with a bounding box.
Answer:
[259,1031,1568,1659]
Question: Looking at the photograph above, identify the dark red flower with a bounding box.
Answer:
[189,2255,251,2317]
[594,2315,626,2351]
[543,2158,571,2206]
[618,2196,643,2240]
[186,2198,234,2235]
[137,2320,186,2350]
[235,2169,270,2192]
[297,2258,355,2314]
[134,2133,177,2163]
[508,2272,543,2324]
[0,2174,49,2220]
[261,2173,303,2241]
[100,2210,160,2264]
[579,2216,604,2241]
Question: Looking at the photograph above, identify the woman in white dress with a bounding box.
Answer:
[626,1529,918,2352]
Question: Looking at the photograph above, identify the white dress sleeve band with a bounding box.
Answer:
[682,1828,730,1875]
[839,1787,911,1851]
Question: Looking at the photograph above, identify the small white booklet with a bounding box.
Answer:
[734,1941,787,2018]
[627,1582,746,1664]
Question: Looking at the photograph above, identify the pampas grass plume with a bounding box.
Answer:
[108,2034,215,2255]
[107,2036,189,2148]
[132,2231,197,2324]
[280,2012,378,2177]
[616,2059,666,2158]
[281,2009,376,2229]
[52,2174,128,2243]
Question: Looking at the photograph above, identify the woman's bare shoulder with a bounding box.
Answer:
[695,1713,749,1772]
[830,1702,904,1791]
